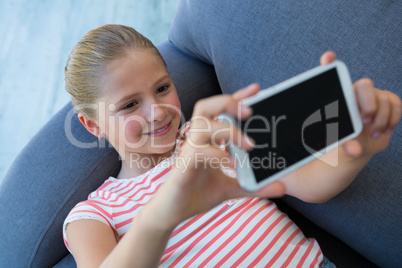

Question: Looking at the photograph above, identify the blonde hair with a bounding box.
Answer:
[65,24,164,119]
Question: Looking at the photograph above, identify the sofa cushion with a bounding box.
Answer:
[169,0,402,267]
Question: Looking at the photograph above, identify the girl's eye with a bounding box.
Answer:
[122,101,137,110]
[156,86,169,94]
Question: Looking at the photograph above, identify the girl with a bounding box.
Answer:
[63,24,401,267]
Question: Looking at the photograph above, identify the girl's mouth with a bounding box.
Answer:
[145,119,172,137]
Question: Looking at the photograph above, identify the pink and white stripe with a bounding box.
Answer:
[63,122,322,267]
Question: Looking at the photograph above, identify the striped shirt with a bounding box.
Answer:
[63,122,323,267]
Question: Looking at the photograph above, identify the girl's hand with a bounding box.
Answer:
[343,79,402,157]
[144,84,286,229]
[320,51,402,158]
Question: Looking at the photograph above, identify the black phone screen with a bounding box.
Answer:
[239,68,354,183]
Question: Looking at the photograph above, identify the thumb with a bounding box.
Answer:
[342,139,363,157]
[252,181,287,199]
[320,51,337,65]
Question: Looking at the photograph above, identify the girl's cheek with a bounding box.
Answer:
[168,93,182,118]
[123,117,144,143]
[171,104,181,119]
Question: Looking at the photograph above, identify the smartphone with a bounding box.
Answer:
[220,60,363,192]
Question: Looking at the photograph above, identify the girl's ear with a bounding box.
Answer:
[77,113,103,139]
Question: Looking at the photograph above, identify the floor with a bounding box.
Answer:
[0,0,180,182]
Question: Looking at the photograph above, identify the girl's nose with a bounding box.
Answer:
[145,101,167,123]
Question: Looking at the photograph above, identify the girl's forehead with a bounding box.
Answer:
[104,49,162,73]
[100,51,169,103]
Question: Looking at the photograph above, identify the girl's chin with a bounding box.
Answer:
[131,142,176,156]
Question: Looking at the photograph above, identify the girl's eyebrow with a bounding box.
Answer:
[114,75,171,106]
[152,74,170,87]
[114,92,139,107]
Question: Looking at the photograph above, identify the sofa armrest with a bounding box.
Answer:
[0,101,120,267]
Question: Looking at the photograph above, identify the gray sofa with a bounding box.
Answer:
[1,0,401,267]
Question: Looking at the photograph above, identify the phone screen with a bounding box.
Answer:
[239,68,354,183]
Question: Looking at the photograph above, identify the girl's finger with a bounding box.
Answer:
[193,94,252,120]
[370,93,391,137]
[354,79,377,123]
[180,144,235,170]
[320,51,337,65]
[224,179,286,200]
[249,181,286,198]
[385,91,402,133]
[232,83,260,101]
[189,119,254,151]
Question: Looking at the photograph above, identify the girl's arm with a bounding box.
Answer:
[66,207,176,268]
[100,206,176,268]
[280,145,372,203]
[66,220,117,268]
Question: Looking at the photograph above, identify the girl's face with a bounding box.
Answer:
[99,49,182,160]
